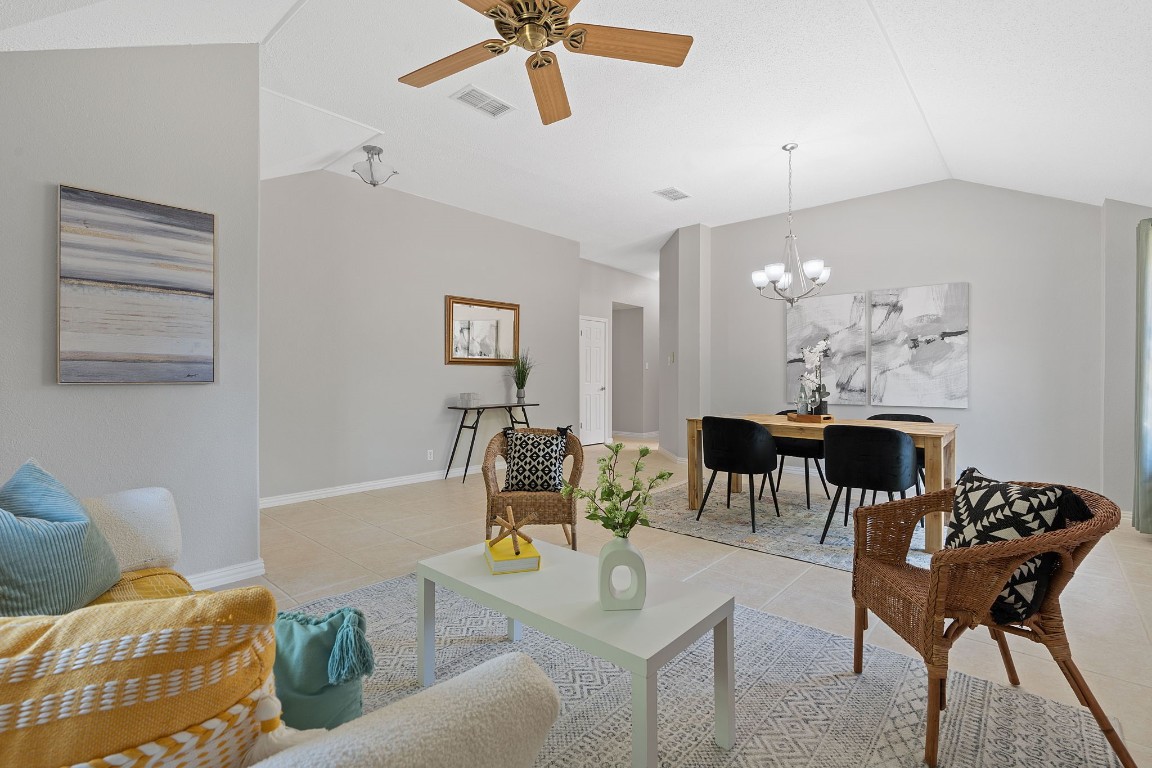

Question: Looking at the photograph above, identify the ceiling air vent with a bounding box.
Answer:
[653,187,690,202]
[450,85,514,118]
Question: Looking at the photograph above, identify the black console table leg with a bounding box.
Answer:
[459,408,485,483]
[444,410,469,480]
[506,406,531,429]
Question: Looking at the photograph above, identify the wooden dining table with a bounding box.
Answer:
[685,415,958,553]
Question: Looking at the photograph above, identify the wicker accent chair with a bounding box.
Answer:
[852,485,1135,768]
[482,428,584,550]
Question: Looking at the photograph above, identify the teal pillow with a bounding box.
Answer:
[0,460,122,616]
[274,607,375,730]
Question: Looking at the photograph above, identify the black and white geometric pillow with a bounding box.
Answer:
[502,427,570,492]
[946,468,1092,624]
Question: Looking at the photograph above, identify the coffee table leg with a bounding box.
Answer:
[417,575,436,687]
[713,614,735,749]
[507,617,522,641]
[631,672,658,768]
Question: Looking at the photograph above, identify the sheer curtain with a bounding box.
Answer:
[1135,219,1152,532]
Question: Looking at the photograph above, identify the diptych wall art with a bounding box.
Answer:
[870,282,969,408]
[785,292,868,405]
[783,282,970,409]
[58,186,215,383]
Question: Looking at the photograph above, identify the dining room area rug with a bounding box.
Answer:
[299,575,1122,768]
[644,480,931,572]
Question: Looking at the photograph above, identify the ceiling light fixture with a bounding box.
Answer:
[751,143,831,306]
[352,145,398,187]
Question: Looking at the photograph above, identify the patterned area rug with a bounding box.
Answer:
[299,575,1120,768]
[645,481,931,571]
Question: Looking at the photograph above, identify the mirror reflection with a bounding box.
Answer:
[445,296,519,365]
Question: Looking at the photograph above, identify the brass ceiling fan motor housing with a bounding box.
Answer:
[489,1,571,52]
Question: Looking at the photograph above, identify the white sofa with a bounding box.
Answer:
[84,487,562,768]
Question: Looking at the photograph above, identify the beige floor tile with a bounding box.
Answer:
[262,500,344,528]
[774,563,854,606]
[264,554,376,598]
[260,521,315,553]
[345,541,439,575]
[289,514,397,551]
[217,575,297,611]
[1078,670,1152,750]
[261,536,340,571]
[1124,741,1152,765]
[1114,541,1152,565]
[1078,542,1128,581]
[685,568,790,608]
[707,547,811,585]
[291,575,383,607]
[1120,560,1152,587]
[314,492,396,514]
[405,522,489,553]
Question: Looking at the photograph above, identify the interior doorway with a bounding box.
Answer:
[579,316,607,445]
[612,304,645,437]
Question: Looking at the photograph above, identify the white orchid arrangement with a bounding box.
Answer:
[798,337,831,412]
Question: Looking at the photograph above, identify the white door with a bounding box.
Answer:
[579,317,607,445]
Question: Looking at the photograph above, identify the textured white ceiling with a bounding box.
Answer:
[4,0,1150,278]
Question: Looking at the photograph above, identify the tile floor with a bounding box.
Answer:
[227,440,1152,765]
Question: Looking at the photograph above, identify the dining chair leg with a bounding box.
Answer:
[900,490,906,500]
[726,473,732,509]
[1055,656,1137,768]
[758,473,767,500]
[843,487,853,527]
[813,458,831,499]
[776,461,784,492]
[748,474,757,533]
[803,458,812,509]
[697,470,718,521]
[820,486,844,544]
[915,475,922,495]
[853,602,867,674]
[989,627,1020,686]
[858,488,866,508]
[887,491,894,502]
[870,489,877,505]
[925,666,946,768]
[767,469,781,517]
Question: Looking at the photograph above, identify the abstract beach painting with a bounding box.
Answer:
[869,282,969,407]
[786,292,868,405]
[58,186,215,383]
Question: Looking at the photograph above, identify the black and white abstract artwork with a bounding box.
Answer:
[869,282,969,407]
[58,186,215,383]
[786,292,868,405]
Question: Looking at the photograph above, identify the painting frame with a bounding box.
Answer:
[785,291,869,405]
[57,185,217,384]
[869,282,969,408]
[444,295,519,365]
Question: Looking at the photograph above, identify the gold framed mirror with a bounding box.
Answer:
[445,295,519,365]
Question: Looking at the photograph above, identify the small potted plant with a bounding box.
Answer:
[510,351,534,404]
[562,443,672,610]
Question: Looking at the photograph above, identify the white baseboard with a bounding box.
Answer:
[613,431,659,440]
[259,464,486,508]
[187,558,265,590]
[657,448,688,464]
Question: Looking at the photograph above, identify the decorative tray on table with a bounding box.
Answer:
[787,413,834,423]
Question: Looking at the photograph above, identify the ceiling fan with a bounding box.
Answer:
[398,0,694,125]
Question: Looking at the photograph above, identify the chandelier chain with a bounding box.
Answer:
[786,146,793,232]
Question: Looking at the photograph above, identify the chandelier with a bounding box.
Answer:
[352,145,398,187]
[751,143,831,305]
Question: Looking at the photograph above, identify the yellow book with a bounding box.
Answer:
[484,537,541,574]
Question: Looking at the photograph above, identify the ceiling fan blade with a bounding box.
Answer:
[457,0,513,15]
[398,41,507,88]
[560,0,581,12]
[525,52,572,125]
[563,24,693,67]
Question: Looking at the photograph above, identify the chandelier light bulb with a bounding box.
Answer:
[751,270,769,288]
[802,259,825,280]
[815,267,831,285]
[764,263,786,283]
[777,272,794,291]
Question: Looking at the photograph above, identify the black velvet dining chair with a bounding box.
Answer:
[763,409,831,509]
[868,413,933,494]
[820,425,917,544]
[697,416,780,533]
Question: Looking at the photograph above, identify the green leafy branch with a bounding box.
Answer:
[561,443,673,538]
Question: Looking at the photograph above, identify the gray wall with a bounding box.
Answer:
[578,260,660,436]
[0,45,261,576]
[260,171,581,498]
[612,307,646,433]
[1102,199,1152,509]
[708,180,1105,489]
[659,232,682,457]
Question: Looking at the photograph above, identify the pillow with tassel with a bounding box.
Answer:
[273,607,375,730]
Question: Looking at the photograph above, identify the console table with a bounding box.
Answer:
[445,402,540,482]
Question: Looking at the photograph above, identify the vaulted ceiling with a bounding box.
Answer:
[4,0,1150,277]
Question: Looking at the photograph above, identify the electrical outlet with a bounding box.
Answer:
[426,449,434,461]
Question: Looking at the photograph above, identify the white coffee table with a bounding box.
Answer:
[416,540,735,768]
